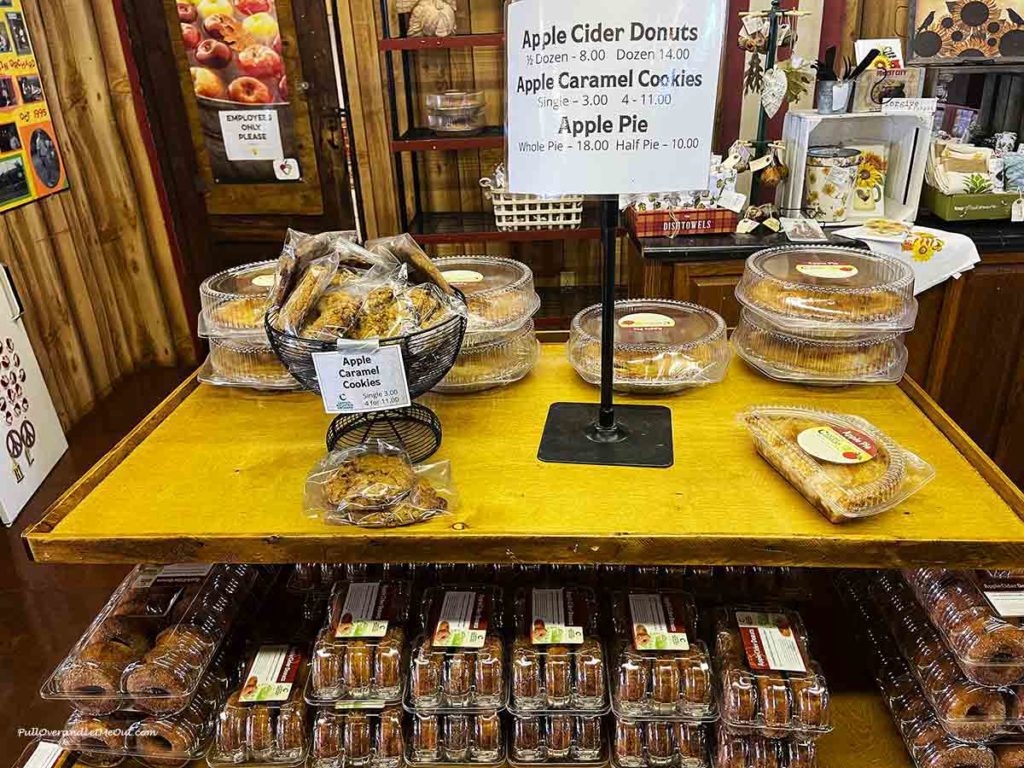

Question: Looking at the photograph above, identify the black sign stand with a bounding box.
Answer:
[537,198,674,468]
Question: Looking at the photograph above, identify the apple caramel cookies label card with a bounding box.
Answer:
[239,645,304,703]
[736,611,807,673]
[434,590,490,648]
[629,593,691,651]
[335,581,390,638]
[531,588,585,644]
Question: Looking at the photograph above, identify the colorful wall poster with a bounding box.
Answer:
[0,0,68,215]
[177,0,302,184]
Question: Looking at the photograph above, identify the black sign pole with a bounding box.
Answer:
[537,197,674,468]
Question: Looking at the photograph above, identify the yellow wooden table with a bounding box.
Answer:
[25,346,1024,565]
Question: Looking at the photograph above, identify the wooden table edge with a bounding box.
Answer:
[22,367,1024,565]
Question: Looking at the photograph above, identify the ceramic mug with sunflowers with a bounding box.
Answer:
[804,146,861,223]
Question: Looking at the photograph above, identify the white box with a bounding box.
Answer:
[0,266,68,526]
[777,110,932,224]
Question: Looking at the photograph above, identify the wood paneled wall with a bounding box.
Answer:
[0,1,193,430]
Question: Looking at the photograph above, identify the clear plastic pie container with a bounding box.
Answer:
[428,107,486,135]
[568,300,730,394]
[434,256,541,332]
[199,261,277,337]
[612,719,709,768]
[202,337,299,391]
[735,246,918,332]
[426,91,485,111]
[732,309,908,385]
[435,319,540,394]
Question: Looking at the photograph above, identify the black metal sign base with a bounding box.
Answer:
[537,402,674,468]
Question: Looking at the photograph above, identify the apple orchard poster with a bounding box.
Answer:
[178,0,302,184]
[0,0,68,215]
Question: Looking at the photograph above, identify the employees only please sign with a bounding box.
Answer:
[505,0,727,195]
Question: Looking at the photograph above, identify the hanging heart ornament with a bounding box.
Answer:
[761,67,788,118]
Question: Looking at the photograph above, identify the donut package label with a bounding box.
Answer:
[976,571,1024,618]
[239,645,304,703]
[628,593,691,651]
[20,742,62,768]
[735,611,807,673]
[432,591,491,649]
[335,581,391,638]
[530,588,585,645]
[132,563,213,588]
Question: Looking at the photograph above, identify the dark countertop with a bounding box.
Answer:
[632,215,1024,261]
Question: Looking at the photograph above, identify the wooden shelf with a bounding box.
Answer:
[25,347,1024,565]
[379,34,505,50]
[392,126,504,152]
[410,211,607,244]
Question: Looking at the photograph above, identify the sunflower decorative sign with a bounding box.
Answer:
[909,0,1024,61]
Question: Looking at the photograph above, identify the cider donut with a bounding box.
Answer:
[958,621,1024,686]
[132,718,196,768]
[679,648,711,706]
[64,715,126,753]
[994,744,1024,768]
[938,684,1007,741]
[57,654,125,715]
[791,672,829,730]
[92,618,152,658]
[124,661,191,714]
[278,701,307,752]
[723,670,757,724]
[757,674,792,736]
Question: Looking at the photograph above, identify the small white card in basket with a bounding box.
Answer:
[313,341,411,415]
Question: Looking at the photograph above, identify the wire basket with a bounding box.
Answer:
[326,403,443,463]
[481,177,584,232]
[265,308,467,397]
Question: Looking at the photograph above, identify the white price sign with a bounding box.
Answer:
[506,0,727,195]
[219,110,284,161]
[312,343,411,415]
[881,98,938,115]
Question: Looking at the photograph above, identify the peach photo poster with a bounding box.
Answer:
[0,0,68,215]
[178,0,302,184]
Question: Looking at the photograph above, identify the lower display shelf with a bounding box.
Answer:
[817,691,913,768]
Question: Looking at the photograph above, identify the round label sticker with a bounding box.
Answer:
[795,262,859,279]
[251,274,276,288]
[442,269,484,284]
[797,425,878,464]
[618,312,675,329]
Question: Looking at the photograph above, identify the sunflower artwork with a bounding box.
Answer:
[902,231,946,262]
[910,0,1024,61]
[851,145,889,219]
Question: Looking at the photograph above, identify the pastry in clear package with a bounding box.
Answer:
[300,288,364,339]
[277,256,339,334]
[310,706,404,768]
[732,308,908,384]
[409,713,503,764]
[205,338,295,389]
[740,406,934,523]
[569,300,730,394]
[735,246,918,330]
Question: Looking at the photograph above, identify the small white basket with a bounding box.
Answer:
[480,168,584,231]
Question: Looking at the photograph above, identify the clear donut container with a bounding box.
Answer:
[11,742,73,768]
[426,91,486,136]
[714,728,818,768]
[209,645,310,766]
[734,246,918,332]
[408,711,505,765]
[287,563,349,595]
[42,564,262,716]
[199,261,277,337]
[612,718,709,768]
[435,256,541,332]
[712,607,831,740]
[510,587,608,713]
[59,669,227,768]
[568,301,730,394]
[436,319,540,394]
[609,590,716,721]
[869,572,1024,744]
[308,580,412,705]
[201,337,299,391]
[903,569,1024,687]
[512,712,607,765]
[837,573,1000,768]
[408,586,507,712]
[310,706,405,768]
[732,309,908,385]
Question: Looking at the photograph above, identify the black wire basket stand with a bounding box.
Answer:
[265,306,466,462]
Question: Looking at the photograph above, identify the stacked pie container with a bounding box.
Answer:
[198,261,299,390]
[432,257,542,393]
[732,246,919,386]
